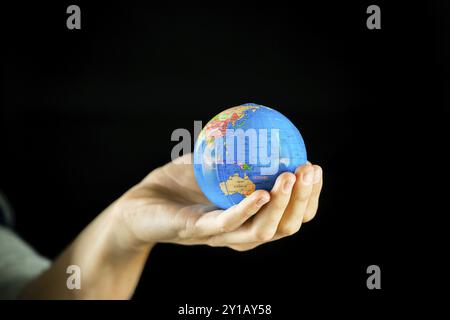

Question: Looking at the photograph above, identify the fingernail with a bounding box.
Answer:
[256,194,270,207]
[302,169,314,185]
[283,176,296,193]
[313,167,322,183]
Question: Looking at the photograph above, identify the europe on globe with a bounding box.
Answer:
[193,103,307,209]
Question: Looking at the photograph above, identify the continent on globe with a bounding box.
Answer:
[199,104,259,147]
[219,173,256,197]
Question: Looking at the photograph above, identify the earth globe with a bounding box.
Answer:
[193,103,307,209]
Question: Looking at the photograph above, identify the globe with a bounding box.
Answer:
[193,103,307,209]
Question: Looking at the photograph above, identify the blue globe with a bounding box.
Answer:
[194,103,307,209]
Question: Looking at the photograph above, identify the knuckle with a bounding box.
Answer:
[206,237,222,247]
[230,245,249,252]
[243,205,259,218]
[303,203,319,223]
[303,211,317,223]
[270,198,288,212]
[279,224,301,237]
[253,228,276,242]
[310,188,321,198]
[296,190,311,202]
[217,219,233,233]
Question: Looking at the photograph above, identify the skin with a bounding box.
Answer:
[20,154,323,299]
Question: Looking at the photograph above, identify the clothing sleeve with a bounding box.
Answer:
[0,225,51,299]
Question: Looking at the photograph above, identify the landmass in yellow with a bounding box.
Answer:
[197,104,260,147]
[220,173,256,197]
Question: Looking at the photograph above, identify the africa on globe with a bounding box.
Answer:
[193,103,307,209]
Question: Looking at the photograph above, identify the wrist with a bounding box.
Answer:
[80,206,154,298]
[20,201,155,299]
[105,201,156,257]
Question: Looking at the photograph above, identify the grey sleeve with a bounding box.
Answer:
[0,225,51,299]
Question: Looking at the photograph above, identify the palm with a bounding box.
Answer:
[143,154,210,206]
[120,154,223,244]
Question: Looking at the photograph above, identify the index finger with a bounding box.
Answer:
[180,190,270,238]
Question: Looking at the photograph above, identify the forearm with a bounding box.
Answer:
[19,206,154,299]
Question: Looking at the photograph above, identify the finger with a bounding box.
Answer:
[181,190,270,238]
[208,172,296,245]
[303,165,323,222]
[251,172,296,238]
[276,163,315,237]
[219,190,270,231]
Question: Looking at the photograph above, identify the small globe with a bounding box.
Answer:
[194,103,307,209]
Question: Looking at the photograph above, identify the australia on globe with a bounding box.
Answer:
[193,103,307,209]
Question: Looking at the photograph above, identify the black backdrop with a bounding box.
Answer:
[1,0,446,315]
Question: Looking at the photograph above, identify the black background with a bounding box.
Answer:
[1,0,446,316]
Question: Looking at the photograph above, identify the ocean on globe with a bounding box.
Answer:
[193,103,307,209]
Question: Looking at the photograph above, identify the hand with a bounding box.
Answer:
[19,154,323,299]
[112,154,323,252]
